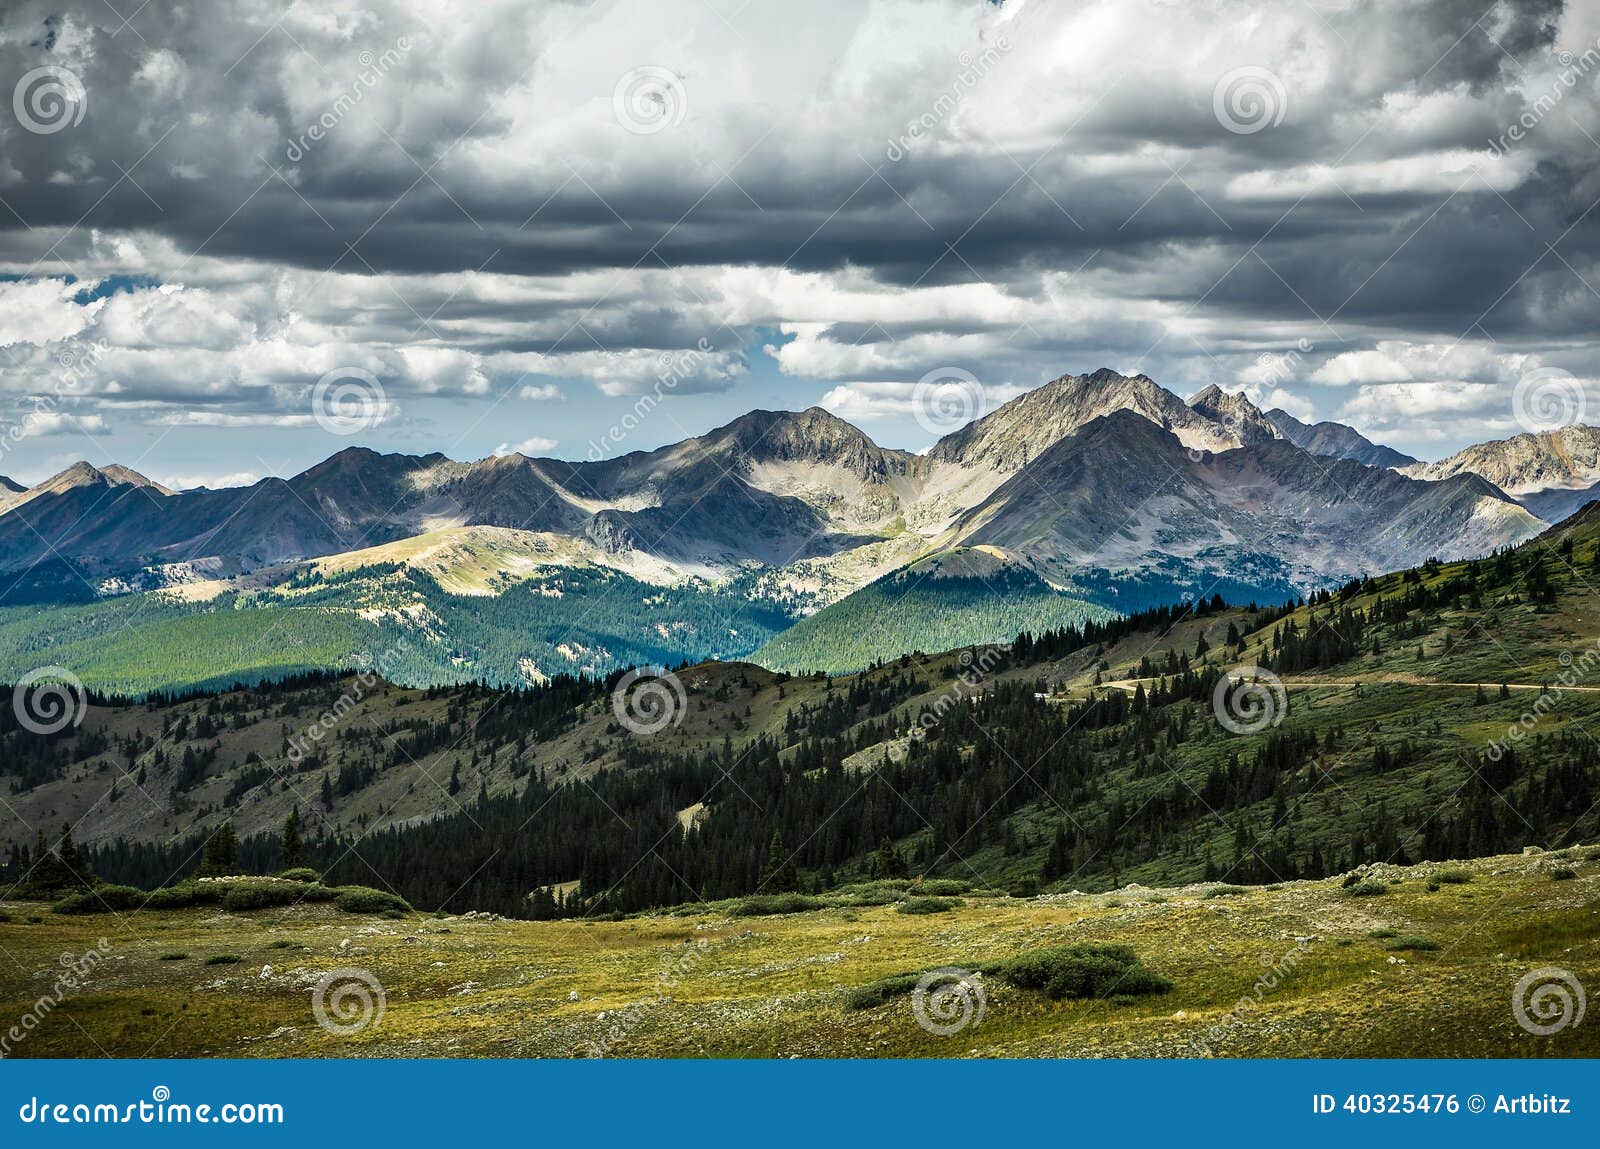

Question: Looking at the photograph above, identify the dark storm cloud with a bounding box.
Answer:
[0,0,1596,450]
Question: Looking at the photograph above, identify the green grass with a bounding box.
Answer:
[3,848,1598,1058]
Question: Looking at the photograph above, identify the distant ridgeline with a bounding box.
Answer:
[6,528,1600,919]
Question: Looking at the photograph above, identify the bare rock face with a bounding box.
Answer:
[1401,425,1600,495]
[1264,409,1418,469]
[928,368,1246,471]
[1187,385,1280,446]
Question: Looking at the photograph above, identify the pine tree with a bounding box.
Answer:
[281,807,305,869]
[199,822,239,877]
[873,837,909,879]
[758,828,799,892]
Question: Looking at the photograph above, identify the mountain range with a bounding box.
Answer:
[0,367,1590,686]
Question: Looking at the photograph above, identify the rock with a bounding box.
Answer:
[1524,846,1544,855]
[339,938,351,951]
[259,965,273,979]
[568,990,580,1002]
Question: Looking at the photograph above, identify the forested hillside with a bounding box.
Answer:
[6,506,1600,919]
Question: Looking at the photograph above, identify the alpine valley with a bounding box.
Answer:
[0,368,1581,691]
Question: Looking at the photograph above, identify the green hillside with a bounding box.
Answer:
[753,549,1113,673]
[0,564,796,694]
[5,509,1600,923]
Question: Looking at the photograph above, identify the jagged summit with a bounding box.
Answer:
[1186,385,1279,445]
[1265,408,1418,469]
[1401,424,1600,495]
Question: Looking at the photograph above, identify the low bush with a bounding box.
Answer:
[979,944,1172,1000]
[843,973,924,1011]
[731,893,824,917]
[276,868,322,883]
[913,879,970,897]
[896,896,961,915]
[1368,928,1398,939]
[844,944,1171,1013]
[1344,880,1389,897]
[838,890,902,907]
[52,884,147,914]
[221,882,307,911]
[203,954,241,966]
[1432,868,1473,885]
[1204,885,1249,898]
[142,884,201,910]
[158,952,188,961]
[332,886,412,914]
[1385,936,1440,951]
[1551,867,1578,881]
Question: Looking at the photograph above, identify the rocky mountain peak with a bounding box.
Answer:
[1401,424,1600,495]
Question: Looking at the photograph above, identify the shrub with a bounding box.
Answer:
[1432,868,1473,884]
[221,883,304,911]
[843,973,924,1011]
[1344,880,1388,897]
[1385,936,1440,951]
[1551,867,1578,881]
[1204,885,1249,898]
[276,868,322,883]
[265,939,302,950]
[896,896,961,915]
[1009,878,1040,898]
[332,886,412,914]
[839,889,902,907]
[158,952,188,961]
[143,884,202,910]
[381,908,407,920]
[979,944,1172,1000]
[1585,849,1600,863]
[913,879,971,897]
[52,884,146,914]
[832,880,911,905]
[731,893,824,917]
[1368,928,1398,938]
[203,954,241,965]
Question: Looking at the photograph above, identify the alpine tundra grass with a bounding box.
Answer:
[2,846,1594,1058]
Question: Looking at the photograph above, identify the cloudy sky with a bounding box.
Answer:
[1,0,1598,488]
